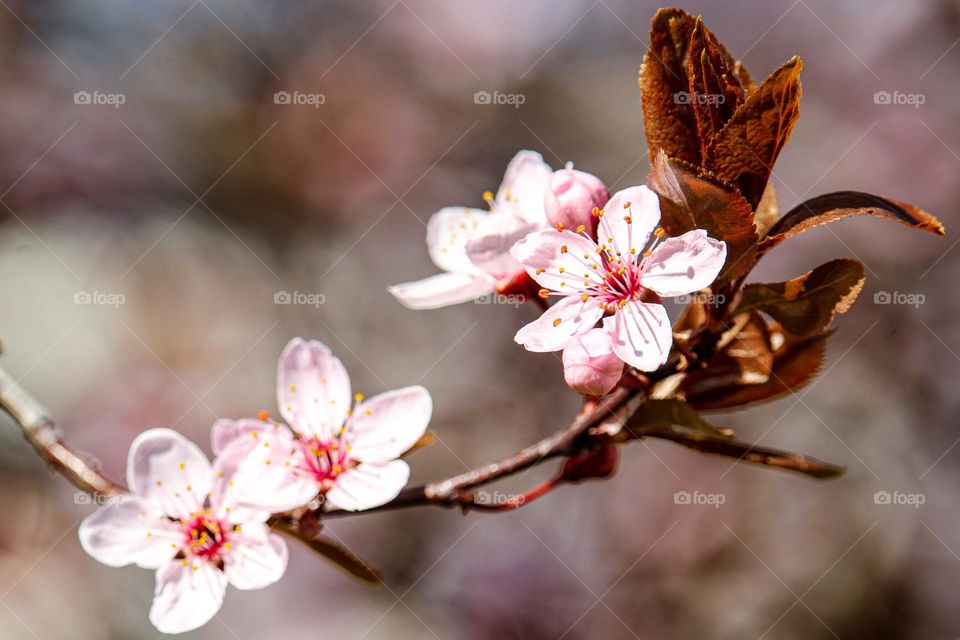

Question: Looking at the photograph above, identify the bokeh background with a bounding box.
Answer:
[0,0,957,638]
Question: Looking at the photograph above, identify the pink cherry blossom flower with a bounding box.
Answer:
[510,185,726,371]
[389,150,552,309]
[78,429,288,635]
[212,338,432,512]
[544,168,610,235]
[562,328,624,396]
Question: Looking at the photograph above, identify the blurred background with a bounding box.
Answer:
[0,0,957,638]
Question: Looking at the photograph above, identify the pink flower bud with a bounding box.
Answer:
[544,169,610,235]
[561,329,623,397]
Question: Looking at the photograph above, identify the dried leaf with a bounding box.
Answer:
[754,183,780,237]
[706,57,803,208]
[625,398,844,479]
[648,151,758,282]
[734,259,865,336]
[759,190,945,253]
[623,398,734,440]
[688,18,745,156]
[649,426,845,479]
[681,313,773,396]
[294,533,383,584]
[640,8,701,165]
[686,328,830,411]
[401,431,435,458]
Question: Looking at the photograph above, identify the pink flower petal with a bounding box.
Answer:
[603,300,673,371]
[127,428,212,520]
[562,328,624,396]
[641,229,727,297]
[277,338,351,441]
[465,214,539,276]
[348,386,432,464]
[149,559,228,635]
[510,228,606,295]
[426,206,489,274]
[495,150,552,225]
[211,418,272,455]
[78,495,181,569]
[388,272,495,310]
[598,186,660,257]
[514,295,604,353]
[223,523,288,591]
[324,460,410,511]
[210,429,317,517]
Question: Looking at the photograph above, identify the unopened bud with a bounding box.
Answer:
[544,169,610,237]
[561,329,624,396]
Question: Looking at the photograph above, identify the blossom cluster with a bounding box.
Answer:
[78,151,726,634]
[79,338,431,634]
[391,150,727,395]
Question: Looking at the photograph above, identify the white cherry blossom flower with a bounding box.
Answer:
[510,185,726,371]
[212,338,432,512]
[389,150,552,309]
[78,429,288,635]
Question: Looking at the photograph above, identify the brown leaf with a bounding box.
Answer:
[759,190,945,253]
[401,431,435,458]
[686,327,830,411]
[688,18,745,156]
[681,313,774,396]
[706,57,803,208]
[648,151,758,282]
[625,399,844,479]
[734,259,865,336]
[293,533,383,584]
[754,183,780,237]
[639,8,701,165]
[648,426,845,479]
[623,398,735,440]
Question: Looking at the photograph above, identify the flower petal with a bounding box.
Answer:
[324,460,410,511]
[210,430,317,517]
[514,295,604,353]
[224,523,288,591]
[465,214,539,277]
[78,495,181,569]
[495,150,552,225]
[561,328,624,396]
[426,207,489,273]
[277,338,351,441]
[127,428,212,520]
[389,272,495,310]
[641,229,727,297]
[598,186,660,258]
[603,300,673,371]
[211,418,273,455]
[149,559,228,635]
[510,228,605,294]
[348,386,432,463]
